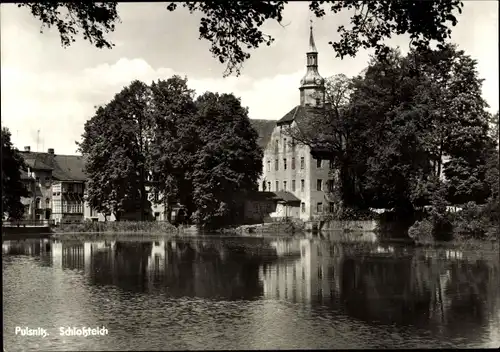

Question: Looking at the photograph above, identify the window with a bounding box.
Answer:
[35,198,41,209]
[275,159,279,171]
[317,179,322,191]
[262,181,266,191]
[283,138,287,153]
[283,158,287,170]
[292,180,296,192]
[291,157,296,170]
[283,181,287,191]
[301,202,305,213]
[267,182,271,191]
[301,179,305,192]
[275,140,279,153]
[267,160,271,172]
[300,157,305,169]
[329,202,335,213]
[275,181,279,191]
[45,198,50,208]
[317,202,323,213]
[291,138,296,153]
[316,158,322,168]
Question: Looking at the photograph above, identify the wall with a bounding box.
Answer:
[24,169,53,220]
[244,199,276,224]
[258,121,341,221]
[320,220,378,232]
[259,121,311,221]
[52,182,84,224]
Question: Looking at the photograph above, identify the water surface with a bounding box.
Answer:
[3,234,499,350]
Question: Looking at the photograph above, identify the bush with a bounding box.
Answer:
[54,221,178,234]
[408,219,434,243]
[452,201,495,240]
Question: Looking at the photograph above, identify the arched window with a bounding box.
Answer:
[35,198,41,209]
[45,198,50,208]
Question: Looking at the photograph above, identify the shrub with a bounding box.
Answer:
[408,219,434,243]
[54,221,178,234]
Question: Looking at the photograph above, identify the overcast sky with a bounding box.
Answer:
[1,2,498,155]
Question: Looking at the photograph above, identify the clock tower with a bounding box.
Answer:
[299,21,325,107]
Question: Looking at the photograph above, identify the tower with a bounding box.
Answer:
[299,20,325,107]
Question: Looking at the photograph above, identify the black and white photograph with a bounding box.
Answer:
[1,1,499,351]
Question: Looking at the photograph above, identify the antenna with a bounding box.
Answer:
[37,129,40,152]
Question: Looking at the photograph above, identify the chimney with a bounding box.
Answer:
[48,148,54,154]
[24,146,31,152]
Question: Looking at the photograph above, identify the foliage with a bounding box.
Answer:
[22,1,464,76]
[149,76,198,221]
[408,219,434,243]
[80,76,262,228]
[1,128,28,220]
[190,92,263,229]
[78,80,153,221]
[429,182,454,241]
[285,45,494,220]
[18,2,119,49]
[54,220,177,234]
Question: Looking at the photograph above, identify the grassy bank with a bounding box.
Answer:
[53,221,178,235]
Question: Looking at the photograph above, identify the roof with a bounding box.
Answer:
[249,119,276,150]
[277,105,327,126]
[19,151,87,181]
[274,191,301,204]
[247,191,301,204]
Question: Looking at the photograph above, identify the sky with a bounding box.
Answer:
[1,1,498,155]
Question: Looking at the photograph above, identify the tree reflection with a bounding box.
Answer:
[259,239,500,345]
[84,239,267,300]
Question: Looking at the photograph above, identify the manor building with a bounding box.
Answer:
[256,24,338,221]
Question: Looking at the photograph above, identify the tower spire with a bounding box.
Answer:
[299,18,324,107]
[308,18,317,53]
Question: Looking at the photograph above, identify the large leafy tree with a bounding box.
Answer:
[1,128,28,220]
[191,92,263,228]
[285,45,493,218]
[78,80,153,221]
[149,76,198,221]
[21,0,463,76]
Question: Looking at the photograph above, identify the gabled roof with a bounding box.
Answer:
[19,151,87,181]
[277,105,327,127]
[250,119,276,150]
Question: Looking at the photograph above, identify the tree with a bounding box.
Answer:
[284,45,493,219]
[78,80,153,221]
[18,3,119,49]
[191,92,263,228]
[1,128,28,220]
[149,76,198,222]
[22,1,463,76]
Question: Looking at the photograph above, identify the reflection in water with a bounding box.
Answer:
[3,237,499,350]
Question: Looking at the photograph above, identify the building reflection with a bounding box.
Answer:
[260,239,344,304]
[258,239,500,345]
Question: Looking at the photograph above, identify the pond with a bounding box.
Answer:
[3,234,499,350]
